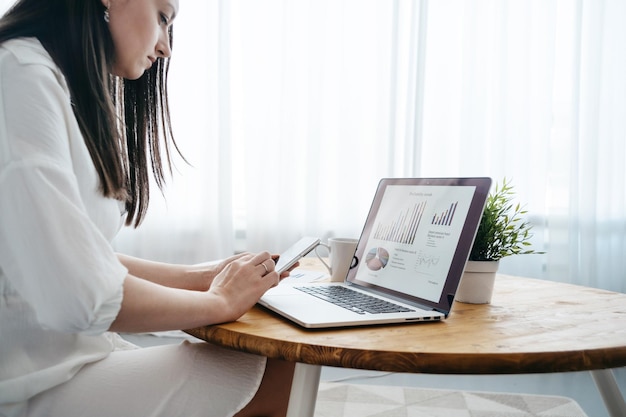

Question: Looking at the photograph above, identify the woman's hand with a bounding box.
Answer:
[277,259,299,280]
[109,252,281,332]
[110,251,299,332]
[117,252,276,292]
[188,253,251,290]
[117,249,299,294]
[206,252,279,322]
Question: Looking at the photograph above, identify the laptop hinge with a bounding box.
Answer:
[447,293,455,307]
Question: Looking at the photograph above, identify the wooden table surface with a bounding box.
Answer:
[186,258,626,375]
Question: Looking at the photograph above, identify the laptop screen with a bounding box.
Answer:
[347,177,491,313]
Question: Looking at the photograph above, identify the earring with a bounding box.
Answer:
[104,8,110,23]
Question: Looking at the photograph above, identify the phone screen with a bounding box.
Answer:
[275,237,320,273]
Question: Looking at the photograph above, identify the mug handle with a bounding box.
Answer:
[314,243,332,275]
[350,255,359,269]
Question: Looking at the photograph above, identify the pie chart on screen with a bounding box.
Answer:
[365,247,389,271]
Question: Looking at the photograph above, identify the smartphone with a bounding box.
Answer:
[274,236,321,274]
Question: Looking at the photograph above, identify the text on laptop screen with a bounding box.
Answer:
[353,184,476,303]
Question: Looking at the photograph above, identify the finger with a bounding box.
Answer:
[278,262,299,280]
[217,253,250,271]
[250,251,272,264]
[266,271,280,287]
[251,252,274,275]
[259,260,271,276]
[224,252,253,268]
[228,252,250,262]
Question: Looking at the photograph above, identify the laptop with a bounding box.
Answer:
[259,177,492,328]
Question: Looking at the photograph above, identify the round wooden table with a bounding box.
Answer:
[186,259,626,417]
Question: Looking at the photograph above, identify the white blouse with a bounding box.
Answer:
[0,38,129,411]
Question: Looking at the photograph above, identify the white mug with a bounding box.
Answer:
[315,238,359,282]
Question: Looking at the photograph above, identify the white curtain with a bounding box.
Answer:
[106,0,625,292]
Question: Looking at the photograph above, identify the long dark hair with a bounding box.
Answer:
[0,0,181,227]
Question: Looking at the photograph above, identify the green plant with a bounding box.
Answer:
[469,178,543,261]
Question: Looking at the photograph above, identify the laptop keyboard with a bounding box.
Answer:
[295,285,415,315]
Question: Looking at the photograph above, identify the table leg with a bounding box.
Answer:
[286,363,322,417]
[591,369,626,417]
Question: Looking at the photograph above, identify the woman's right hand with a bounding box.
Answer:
[206,251,279,323]
[109,252,280,333]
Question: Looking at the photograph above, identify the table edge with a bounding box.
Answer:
[184,325,626,374]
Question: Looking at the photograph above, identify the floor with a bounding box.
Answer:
[123,332,625,417]
[320,367,622,417]
[315,381,589,416]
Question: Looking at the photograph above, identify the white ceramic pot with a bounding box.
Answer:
[455,260,499,304]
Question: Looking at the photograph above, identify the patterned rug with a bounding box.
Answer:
[314,382,588,417]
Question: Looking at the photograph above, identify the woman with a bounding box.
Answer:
[0,1,295,416]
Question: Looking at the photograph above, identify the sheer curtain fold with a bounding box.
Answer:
[105,0,624,292]
[568,0,626,289]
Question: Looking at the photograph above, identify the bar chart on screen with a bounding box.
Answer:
[431,201,458,226]
[373,201,427,245]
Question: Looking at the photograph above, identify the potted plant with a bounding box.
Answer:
[455,178,543,304]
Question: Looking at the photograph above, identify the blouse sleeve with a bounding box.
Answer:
[0,43,128,335]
